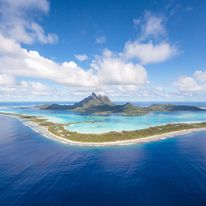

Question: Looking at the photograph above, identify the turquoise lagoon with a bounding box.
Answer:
[1,102,206,134]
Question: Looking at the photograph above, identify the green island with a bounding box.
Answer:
[1,112,206,144]
[38,93,206,115]
[2,92,206,145]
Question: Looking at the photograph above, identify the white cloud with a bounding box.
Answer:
[30,22,58,44]
[0,8,180,100]
[0,34,148,90]
[0,79,55,100]
[124,41,177,64]
[0,0,57,44]
[91,51,148,85]
[20,81,48,91]
[0,34,97,87]
[176,76,200,92]
[96,35,106,44]
[74,54,88,61]
[19,81,52,96]
[134,11,166,40]
[0,74,15,85]
[194,70,206,82]
[0,34,22,55]
[126,12,178,65]
[80,84,180,101]
[175,70,206,94]
[1,0,49,12]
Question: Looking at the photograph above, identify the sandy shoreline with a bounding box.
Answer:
[22,117,206,147]
[1,113,206,147]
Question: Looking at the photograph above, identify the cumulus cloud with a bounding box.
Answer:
[194,70,206,82]
[0,0,57,44]
[0,34,148,90]
[124,41,177,64]
[74,54,88,61]
[175,70,206,93]
[0,34,97,87]
[176,76,200,92]
[0,7,179,100]
[91,50,148,85]
[0,74,15,85]
[125,12,178,65]
[0,79,55,100]
[1,0,49,12]
[134,11,166,40]
[19,81,52,96]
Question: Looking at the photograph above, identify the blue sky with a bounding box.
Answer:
[0,0,206,101]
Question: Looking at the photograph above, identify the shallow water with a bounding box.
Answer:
[1,115,206,206]
[1,102,206,133]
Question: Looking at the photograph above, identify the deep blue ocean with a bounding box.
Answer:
[1,102,206,205]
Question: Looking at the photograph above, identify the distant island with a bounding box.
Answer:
[1,93,206,146]
[1,92,206,146]
[39,92,205,115]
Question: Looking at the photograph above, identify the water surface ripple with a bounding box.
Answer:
[1,115,206,205]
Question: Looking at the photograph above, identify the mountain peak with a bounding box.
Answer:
[73,93,113,108]
[91,92,98,98]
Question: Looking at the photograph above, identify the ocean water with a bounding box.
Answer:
[1,115,206,206]
[1,102,206,133]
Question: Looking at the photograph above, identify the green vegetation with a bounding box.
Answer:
[1,112,206,143]
[18,112,206,142]
[47,122,206,142]
[39,93,206,115]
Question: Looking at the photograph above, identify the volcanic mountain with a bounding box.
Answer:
[39,93,205,115]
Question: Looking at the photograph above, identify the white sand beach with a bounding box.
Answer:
[1,113,206,147]
[22,118,206,147]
